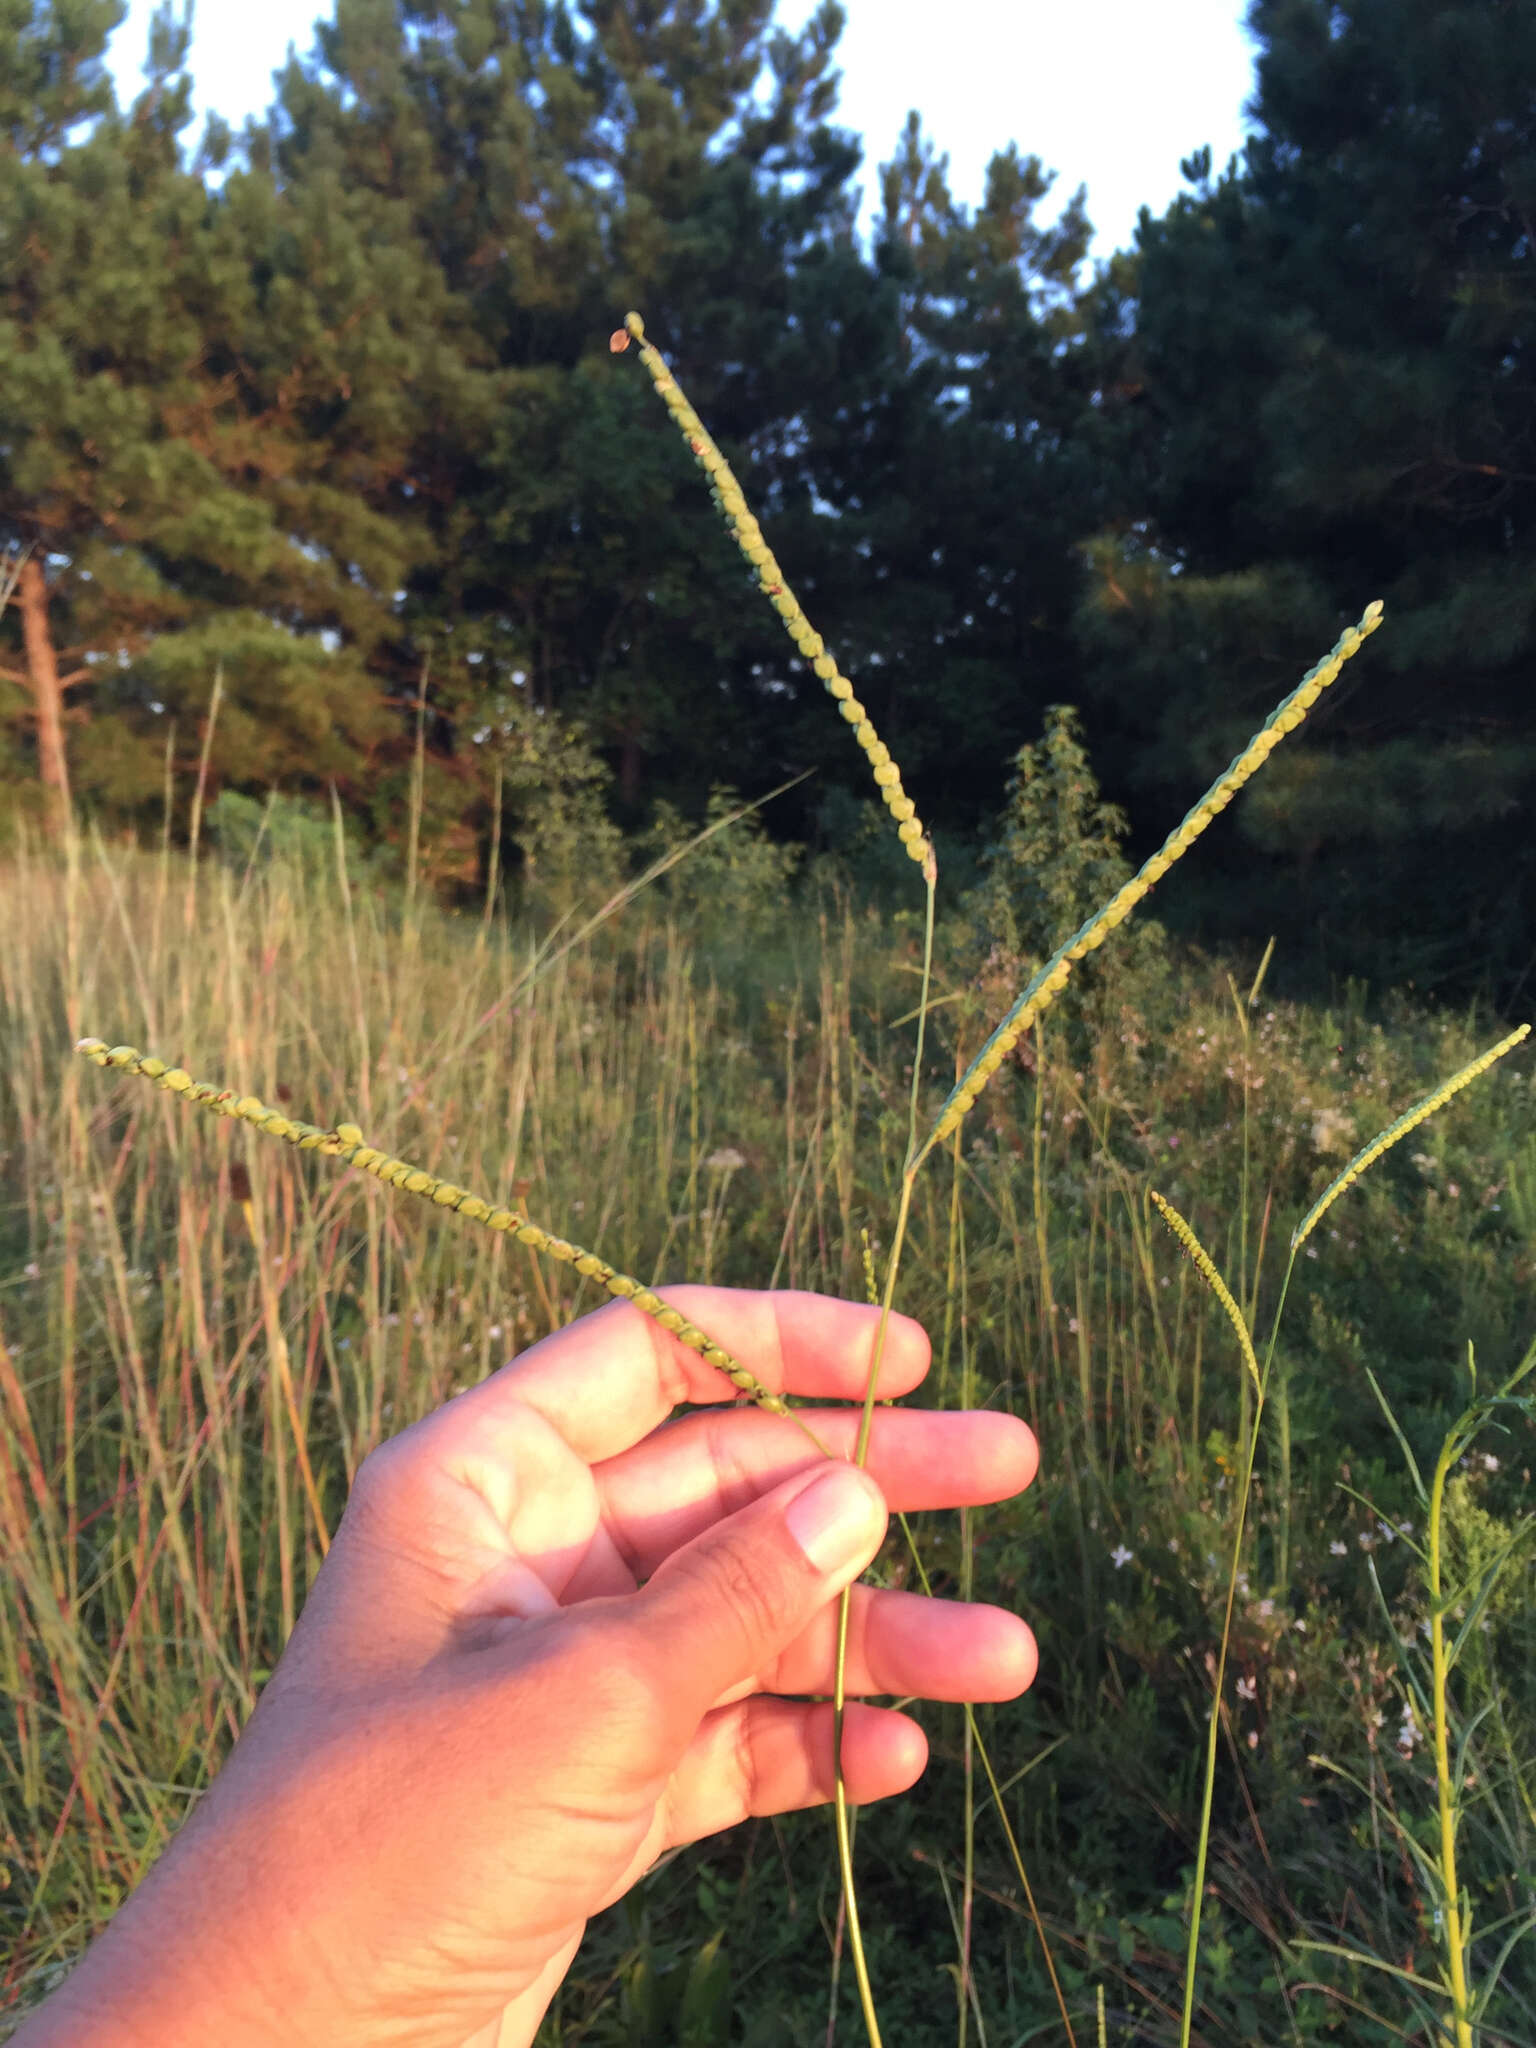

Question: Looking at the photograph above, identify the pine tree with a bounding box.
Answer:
[262,3,887,828]
[1078,0,1536,998]
[0,3,460,839]
[0,0,125,833]
[768,113,1098,842]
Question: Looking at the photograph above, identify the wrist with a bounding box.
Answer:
[10,1905,288,2048]
[10,1791,302,2048]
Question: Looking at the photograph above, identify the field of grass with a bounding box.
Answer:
[2,828,1535,2045]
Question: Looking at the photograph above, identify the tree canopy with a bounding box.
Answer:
[4,0,1534,1002]
[1077,0,1536,998]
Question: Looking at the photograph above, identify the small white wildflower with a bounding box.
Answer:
[1330,1540,1348,1556]
[23,1260,40,1280]
[1110,1544,1134,1569]
[1294,1618,1307,1632]
[1235,1675,1257,1701]
[1482,1452,1500,1473]
[703,1147,746,1172]
[1246,1730,1259,1749]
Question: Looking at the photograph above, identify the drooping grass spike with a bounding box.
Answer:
[75,1038,810,1428]
[917,602,1386,1165]
[1149,1192,1259,1394]
[620,310,934,876]
[1291,1022,1530,1252]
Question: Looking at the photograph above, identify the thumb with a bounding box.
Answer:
[631,1461,888,1725]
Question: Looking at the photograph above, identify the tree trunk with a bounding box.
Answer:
[618,730,642,809]
[16,554,73,837]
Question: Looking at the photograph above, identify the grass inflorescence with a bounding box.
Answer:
[920,602,1384,1162]
[72,1037,807,1429]
[622,311,934,878]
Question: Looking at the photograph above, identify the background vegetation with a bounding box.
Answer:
[4,1,1536,2041]
[2,783,1534,2041]
[6,0,1536,1001]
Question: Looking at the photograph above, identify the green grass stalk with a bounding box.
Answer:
[1427,1427,1475,2048]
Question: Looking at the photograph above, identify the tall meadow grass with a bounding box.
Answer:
[3,322,1536,2043]
[5,826,1535,2042]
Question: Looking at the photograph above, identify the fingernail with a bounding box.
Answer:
[785,1466,883,1573]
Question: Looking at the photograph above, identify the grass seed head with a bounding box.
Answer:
[76,1037,798,1421]
[620,310,934,873]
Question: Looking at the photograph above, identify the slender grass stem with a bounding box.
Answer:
[829,865,935,2046]
[1427,1435,1475,2048]
[1176,1259,1294,2048]
[893,1511,1079,2046]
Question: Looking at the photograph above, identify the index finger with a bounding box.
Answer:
[454,1288,932,1465]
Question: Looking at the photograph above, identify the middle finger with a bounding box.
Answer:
[571,1403,1037,1599]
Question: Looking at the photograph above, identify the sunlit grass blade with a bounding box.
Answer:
[1144,1200,1271,2048]
[431,771,813,1074]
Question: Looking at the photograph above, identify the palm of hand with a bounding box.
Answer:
[73,1289,1035,2048]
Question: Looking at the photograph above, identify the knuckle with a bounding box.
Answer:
[345,1429,421,1525]
[689,1543,788,1661]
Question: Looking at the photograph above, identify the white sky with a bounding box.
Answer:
[105,0,1259,260]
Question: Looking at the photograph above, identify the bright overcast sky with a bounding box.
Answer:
[105,0,1259,261]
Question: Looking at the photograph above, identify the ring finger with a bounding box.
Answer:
[715,1583,1037,1708]
[663,1697,927,1849]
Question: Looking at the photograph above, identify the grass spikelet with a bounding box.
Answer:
[74,1036,814,1429]
[1290,1021,1530,1252]
[1149,1190,1260,1394]
[917,602,1385,1162]
[622,310,933,875]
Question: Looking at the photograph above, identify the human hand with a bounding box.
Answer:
[18,1287,1038,2048]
